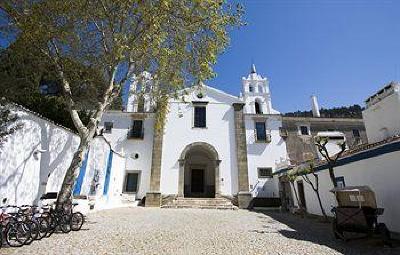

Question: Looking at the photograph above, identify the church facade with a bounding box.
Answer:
[99,65,366,209]
[100,65,288,208]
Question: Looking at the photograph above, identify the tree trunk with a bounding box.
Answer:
[290,181,301,208]
[56,135,92,208]
[55,66,117,209]
[328,164,337,188]
[315,190,328,221]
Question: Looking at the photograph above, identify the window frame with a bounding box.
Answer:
[258,167,273,178]
[193,104,207,128]
[128,119,144,139]
[103,122,113,134]
[352,129,360,138]
[122,171,141,194]
[298,125,311,136]
[255,121,268,142]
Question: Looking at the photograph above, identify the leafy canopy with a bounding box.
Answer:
[1,0,243,107]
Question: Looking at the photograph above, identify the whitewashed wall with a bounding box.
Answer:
[100,112,154,199]
[0,106,124,209]
[245,115,288,198]
[160,86,240,196]
[0,107,80,206]
[289,148,400,233]
[363,90,400,143]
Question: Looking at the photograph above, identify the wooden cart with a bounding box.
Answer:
[330,186,391,245]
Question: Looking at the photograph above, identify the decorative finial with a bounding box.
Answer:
[251,63,256,74]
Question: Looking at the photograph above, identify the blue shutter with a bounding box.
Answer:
[73,150,90,196]
[103,151,114,195]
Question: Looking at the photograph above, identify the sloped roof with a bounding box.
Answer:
[275,134,400,175]
[175,83,243,104]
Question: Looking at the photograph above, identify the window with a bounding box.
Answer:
[194,106,206,128]
[249,86,254,92]
[352,129,360,138]
[103,122,113,133]
[255,122,267,141]
[255,101,262,114]
[279,127,288,138]
[123,172,139,193]
[300,126,310,136]
[128,120,144,139]
[137,96,145,112]
[335,176,346,188]
[258,168,273,178]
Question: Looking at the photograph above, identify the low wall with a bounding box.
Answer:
[287,142,400,233]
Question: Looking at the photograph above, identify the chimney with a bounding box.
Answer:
[311,95,321,117]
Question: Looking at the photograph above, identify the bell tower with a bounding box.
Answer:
[241,64,275,114]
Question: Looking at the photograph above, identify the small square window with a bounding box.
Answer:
[300,126,310,135]
[128,120,144,139]
[194,106,206,128]
[104,122,113,133]
[258,168,273,178]
[352,129,360,138]
[123,172,140,193]
[335,176,346,188]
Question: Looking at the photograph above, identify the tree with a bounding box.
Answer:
[297,162,328,221]
[287,169,302,210]
[0,98,22,148]
[1,0,242,207]
[314,137,346,188]
[0,41,99,131]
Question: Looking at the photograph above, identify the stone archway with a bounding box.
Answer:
[178,142,221,198]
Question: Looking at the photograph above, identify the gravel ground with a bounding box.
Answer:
[1,207,399,255]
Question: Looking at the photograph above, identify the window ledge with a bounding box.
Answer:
[122,192,137,195]
[127,137,144,140]
[255,140,271,143]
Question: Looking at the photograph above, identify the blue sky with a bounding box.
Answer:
[208,0,400,113]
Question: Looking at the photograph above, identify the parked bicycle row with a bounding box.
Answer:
[0,202,84,249]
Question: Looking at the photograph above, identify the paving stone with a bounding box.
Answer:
[1,207,398,255]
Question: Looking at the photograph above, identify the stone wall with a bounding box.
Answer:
[282,117,367,164]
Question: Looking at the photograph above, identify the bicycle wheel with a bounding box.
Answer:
[6,222,30,247]
[25,220,39,244]
[45,213,56,237]
[36,217,49,240]
[0,227,3,249]
[59,214,71,233]
[71,212,84,231]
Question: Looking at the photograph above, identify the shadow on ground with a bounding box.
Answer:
[251,210,400,255]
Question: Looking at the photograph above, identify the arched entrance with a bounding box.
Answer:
[178,142,220,198]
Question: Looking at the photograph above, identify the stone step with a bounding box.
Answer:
[162,197,237,210]
[162,205,238,210]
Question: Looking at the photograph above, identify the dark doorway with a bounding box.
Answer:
[255,101,262,114]
[297,181,306,209]
[191,169,204,194]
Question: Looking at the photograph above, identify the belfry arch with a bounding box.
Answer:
[178,142,221,198]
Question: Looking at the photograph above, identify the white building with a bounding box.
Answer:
[278,81,400,234]
[100,66,289,208]
[363,81,400,143]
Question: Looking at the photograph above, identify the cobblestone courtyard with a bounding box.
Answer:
[2,207,398,255]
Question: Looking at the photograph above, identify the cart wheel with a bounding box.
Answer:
[332,221,344,240]
[377,223,392,247]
